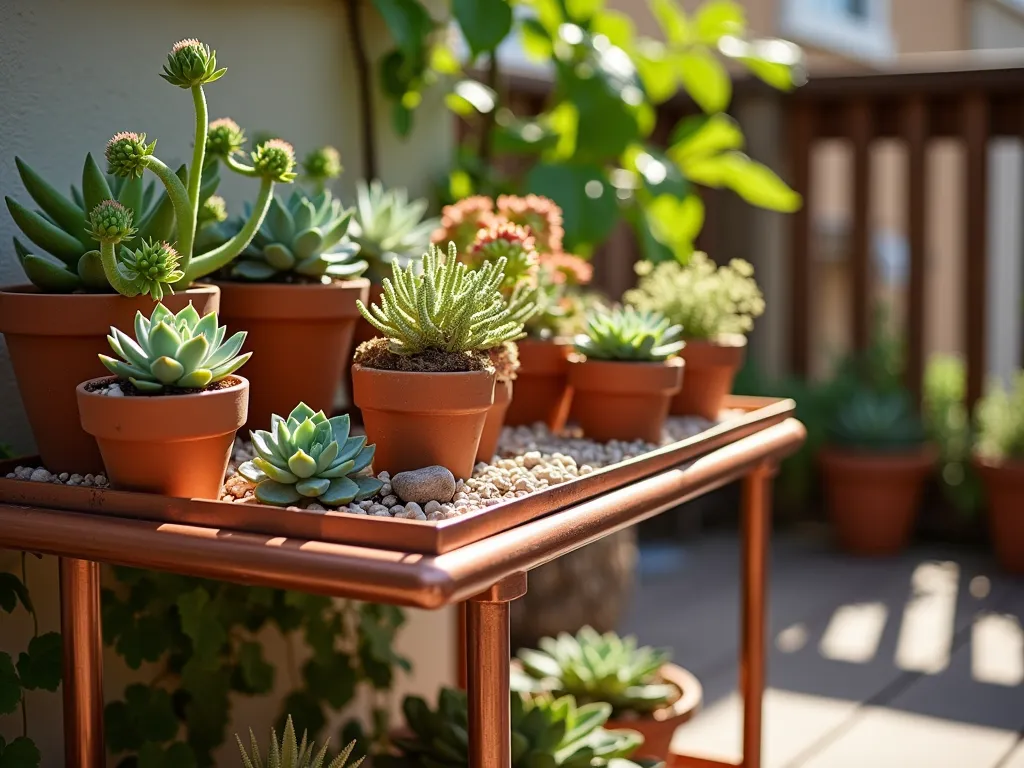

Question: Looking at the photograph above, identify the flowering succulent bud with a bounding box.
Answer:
[88,200,137,244]
[467,222,538,289]
[105,132,156,179]
[251,139,297,183]
[161,38,227,88]
[121,239,185,301]
[206,117,246,157]
[302,146,342,181]
[199,195,228,226]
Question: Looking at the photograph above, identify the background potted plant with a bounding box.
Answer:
[77,302,251,498]
[973,371,1024,573]
[569,306,684,443]
[512,627,702,762]
[625,254,764,420]
[237,715,363,768]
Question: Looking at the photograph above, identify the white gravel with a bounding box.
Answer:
[4,467,108,487]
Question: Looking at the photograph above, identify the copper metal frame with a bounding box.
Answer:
[0,416,805,768]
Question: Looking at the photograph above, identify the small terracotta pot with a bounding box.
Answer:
[568,357,683,443]
[213,279,369,430]
[343,283,385,408]
[0,284,220,474]
[974,456,1024,573]
[505,338,573,431]
[352,363,495,479]
[819,446,935,555]
[605,663,703,761]
[476,378,513,463]
[672,336,746,420]
[77,376,249,499]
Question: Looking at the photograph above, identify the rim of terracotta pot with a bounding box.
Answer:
[819,444,937,473]
[0,283,220,336]
[680,334,747,365]
[77,375,249,441]
[211,278,369,320]
[567,356,684,395]
[973,453,1024,480]
[352,363,495,413]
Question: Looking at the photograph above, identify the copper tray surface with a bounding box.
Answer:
[0,396,793,554]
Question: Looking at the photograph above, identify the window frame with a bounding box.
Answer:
[779,0,896,62]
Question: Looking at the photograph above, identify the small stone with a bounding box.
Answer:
[67,479,80,486]
[347,505,369,515]
[368,504,390,516]
[15,467,32,480]
[5,473,13,479]
[84,474,94,484]
[377,471,390,482]
[95,474,107,486]
[105,385,124,397]
[389,504,405,516]
[306,502,326,512]
[426,511,445,521]
[392,466,457,504]
[358,500,374,509]
[29,468,52,483]
[380,494,398,508]
[424,500,441,515]
[58,472,69,482]
[380,483,392,497]
[69,474,83,484]
[402,502,423,519]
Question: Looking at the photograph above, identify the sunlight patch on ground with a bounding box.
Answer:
[819,602,888,664]
[895,561,959,674]
[971,612,1024,687]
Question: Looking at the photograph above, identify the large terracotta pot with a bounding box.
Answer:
[214,279,369,431]
[476,378,513,463]
[605,663,703,761]
[819,446,934,555]
[568,357,683,443]
[672,336,746,419]
[0,284,220,473]
[77,375,248,499]
[975,456,1024,573]
[505,338,573,431]
[352,363,494,479]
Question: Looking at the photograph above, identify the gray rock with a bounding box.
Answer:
[392,466,457,504]
[402,502,423,519]
[29,468,52,483]
[424,500,442,515]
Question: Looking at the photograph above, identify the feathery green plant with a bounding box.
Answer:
[575,306,683,362]
[100,302,250,392]
[237,715,363,768]
[348,180,439,283]
[238,404,382,506]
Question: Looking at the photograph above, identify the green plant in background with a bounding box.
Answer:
[975,371,1024,462]
[347,180,440,283]
[923,356,982,514]
[376,688,650,768]
[826,389,926,453]
[230,191,368,282]
[512,627,676,716]
[237,715,363,768]
[0,554,62,768]
[239,404,382,506]
[302,146,344,196]
[575,306,683,362]
[100,303,251,393]
[624,254,764,340]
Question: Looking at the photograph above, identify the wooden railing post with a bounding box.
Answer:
[788,101,814,378]
[963,92,989,409]
[848,99,874,355]
[902,97,929,406]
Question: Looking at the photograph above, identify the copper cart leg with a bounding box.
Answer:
[465,573,527,768]
[60,558,105,768]
[457,602,468,689]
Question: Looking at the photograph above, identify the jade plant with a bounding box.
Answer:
[348,180,439,283]
[100,302,251,392]
[237,715,363,768]
[827,389,927,453]
[376,688,648,768]
[575,306,684,362]
[512,627,677,716]
[238,404,382,506]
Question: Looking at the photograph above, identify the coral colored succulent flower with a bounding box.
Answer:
[496,194,565,254]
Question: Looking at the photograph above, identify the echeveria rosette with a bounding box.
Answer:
[576,305,684,362]
[349,180,440,283]
[100,302,251,393]
[238,404,383,507]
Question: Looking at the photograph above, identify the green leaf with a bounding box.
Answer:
[303,653,357,709]
[0,573,32,614]
[453,0,513,56]
[623,145,689,198]
[694,0,745,44]
[669,113,745,163]
[634,48,678,105]
[645,193,703,261]
[16,632,62,692]
[521,18,554,62]
[650,0,688,45]
[176,588,227,668]
[527,163,619,253]
[138,741,197,768]
[276,691,325,743]
[684,151,801,212]
[0,654,21,716]
[372,0,434,60]
[565,0,603,23]
[105,684,179,753]
[591,10,635,49]
[0,737,41,768]
[675,49,731,113]
[445,79,497,116]
[392,102,413,137]
[429,42,461,75]
[236,641,275,695]
[182,662,231,761]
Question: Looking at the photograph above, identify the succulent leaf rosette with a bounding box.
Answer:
[828,389,927,453]
[575,306,684,362]
[348,180,439,283]
[237,715,363,768]
[238,404,383,506]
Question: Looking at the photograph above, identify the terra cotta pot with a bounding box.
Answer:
[343,282,385,408]
[672,336,746,420]
[77,375,249,499]
[605,663,703,761]
[568,357,683,443]
[0,284,220,473]
[504,338,573,431]
[476,378,513,463]
[351,363,494,479]
[819,446,935,555]
[974,456,1024,573]
[213,279,369,430]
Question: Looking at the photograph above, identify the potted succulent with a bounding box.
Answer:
[352,243,533,479]
[376,688,651,768]
[0,39,291,472]
[569,306,684,443]
[973,372,1024,573]
[819,388,933,555]
[76,302,251,499]
[512,627,702,761]
[237,715,363,768]
[624,254,765,420]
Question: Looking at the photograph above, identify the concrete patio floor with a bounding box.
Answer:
[619,528,1024,768]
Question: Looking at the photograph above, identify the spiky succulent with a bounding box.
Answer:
[828,389,926,452]
[575,306,683,362]
[237,715,363,768]
[100,302,250,393]
[513,627,678,716]
[161,38,226,88]
[376,689,646,768]
[357,243,534,356]
[238,404,383,507]
[348,180,439,282]
[117,239,185,301]
[231,190,366,282]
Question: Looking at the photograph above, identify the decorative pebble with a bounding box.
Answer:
[392,466,457,504]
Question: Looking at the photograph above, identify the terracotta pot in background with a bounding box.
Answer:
[352,363,494,479]
[342,283,384,409]
[505,338,573,431]
[77,375,248,499]
[214,279,368,431]
[672,336,746,420]
[568,357,683,443]
[819,446,935,555]
[974,456,1024,573]
[0,284,220,474]
[476,378,513,463]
